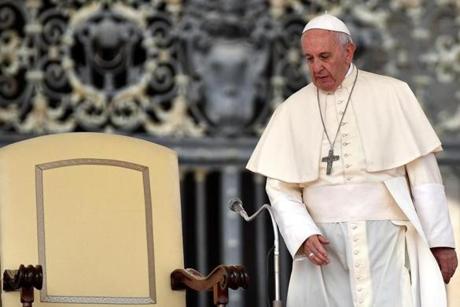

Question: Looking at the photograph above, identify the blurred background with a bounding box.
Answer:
[0,0,459,306]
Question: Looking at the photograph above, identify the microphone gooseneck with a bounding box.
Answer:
[228,198,282,307]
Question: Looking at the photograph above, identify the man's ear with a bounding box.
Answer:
[346,43,356,63]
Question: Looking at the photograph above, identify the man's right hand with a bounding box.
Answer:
[303,234,330,265]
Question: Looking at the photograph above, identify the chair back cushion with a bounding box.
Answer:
[0,133,185,306]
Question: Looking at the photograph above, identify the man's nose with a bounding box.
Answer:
[310,61,323,74]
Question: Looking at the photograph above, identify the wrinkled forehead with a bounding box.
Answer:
[301,29,341,53]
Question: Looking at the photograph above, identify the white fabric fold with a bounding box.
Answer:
[266,178,321,257]
[412,183,455,248]
[287,221,412,307]
[405,153,455,248]
[406,152,442,185]
[303,182,407,222]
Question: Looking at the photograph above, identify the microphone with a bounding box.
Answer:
[228,198,247,218]
[228,198,282,307]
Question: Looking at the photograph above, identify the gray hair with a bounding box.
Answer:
[335,32,353,47]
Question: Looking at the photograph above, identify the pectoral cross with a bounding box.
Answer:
[321,149,339,175]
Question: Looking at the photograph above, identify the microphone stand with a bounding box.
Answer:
[228,200,282,307]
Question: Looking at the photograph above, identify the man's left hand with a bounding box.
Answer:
[431,247,458,284]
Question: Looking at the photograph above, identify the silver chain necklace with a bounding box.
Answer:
[317,67,359,175]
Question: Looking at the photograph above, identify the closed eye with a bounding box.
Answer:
[319,53,331,60]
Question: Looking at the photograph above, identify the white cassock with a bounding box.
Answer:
[247,65,455,307]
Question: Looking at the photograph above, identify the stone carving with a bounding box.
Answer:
[177,0,275,135]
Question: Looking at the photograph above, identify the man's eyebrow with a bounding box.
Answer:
[303,52,332,57]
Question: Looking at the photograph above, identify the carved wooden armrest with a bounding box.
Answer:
[3,265,43,307]
[171,265,249,306]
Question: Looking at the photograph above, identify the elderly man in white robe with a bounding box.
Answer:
[247,14,458,307]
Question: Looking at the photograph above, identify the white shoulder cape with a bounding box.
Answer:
[246,69,442,183]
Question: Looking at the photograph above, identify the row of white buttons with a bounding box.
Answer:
[340,110,352,180]
[350,222,370,306]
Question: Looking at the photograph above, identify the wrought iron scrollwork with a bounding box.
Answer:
[0,0,458,137]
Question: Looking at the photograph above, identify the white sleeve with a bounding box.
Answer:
[406,153,455,248]
[266,177,321,257]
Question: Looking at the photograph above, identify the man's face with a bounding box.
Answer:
[301,29,355,92]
